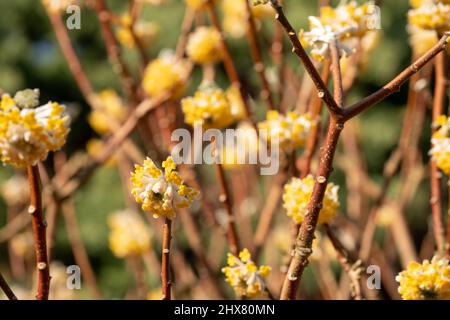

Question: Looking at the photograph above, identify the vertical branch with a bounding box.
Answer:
[0,271,17,300]
[244,0,275,110]
[161,218,172,300]
[27,165,50,300]
[431,52,446,255]
[206,0,256,127]
[280,40,344,300]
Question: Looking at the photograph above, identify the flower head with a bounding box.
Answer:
[108,210,152,258]
[88,90,127,135]
[396,256,450,300]
[187,27,223,64]
[282,175,339,224]
[0,90,70,168]
[430,115,450,175]
[181,83,244,129]
[142,52,188,99]
[185,0,216,10]
[300,1,376,61]
[1,175,30,207]
[131,156,199,219]
[258,110,314,151]
[222,248,271,298]
[408,0,450,32]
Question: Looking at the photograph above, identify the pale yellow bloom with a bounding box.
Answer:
[42,0,78,13]
[408,0,450,32]
[116,15,159,49]
[142,53,188,99]
[187,27,223,64]
[88,90,127,135]
[0,90,70,168]
[181,83,244,129]
[131,156,199,219]
[108,210,152,258]
[282,175,339,225]
[396,256,450,300]
[430,115,450,175]
[1,175,29,207]
[222,248,271,298]
[258,110,315,151]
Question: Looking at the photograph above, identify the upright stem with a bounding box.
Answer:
[280,40,344,300]
[431,51,447,255]
[161,217,172,300]
[0,271,17,300]
[27,165,50,300]
[215,162,240,256]
[244,0,275,110]
[280,118,343,299]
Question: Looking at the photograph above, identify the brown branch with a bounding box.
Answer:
[244,0,275,110]
[269,0,342,117]
[343,33,449,120]
[0,271,17,300]
[431,51,447,255]
[324,224,363,300]
[161,217,172,300]
[27,165,50,300]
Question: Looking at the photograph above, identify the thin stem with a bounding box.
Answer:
[161,217,172,300]
[431,51,447,255]
[215,161,240,256]
[280,118,343,300]
[343,33,449,120]
[206,0,256,128]
[27,165,50,300]
[269,0,342,117]
[0,271,17,300]
[244,0,275,110]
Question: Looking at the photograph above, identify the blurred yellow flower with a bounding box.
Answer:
[142,53,188,99]
[408,0,450,32]
[181,83,243,129]
[0,90,70,168]
[282,175,339,225]
[258,110,315,151]
[222,248,271,298]
[1,175,30,207]
[108,210,152,258]
[131,156,199,219]
[187,27,223,64]
[116,15,159,49]
[396,256,450,300]
[88,90,127,135]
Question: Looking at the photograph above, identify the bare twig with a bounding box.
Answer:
[161,218,172,300]
[27,165,50,300]
[0,271,17,300]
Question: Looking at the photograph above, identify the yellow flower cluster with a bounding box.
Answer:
[300,1,376,61]
[181,84,245,129]
[108,210,152,258]
[131,156,199,219]
[258,110,314,151]
[396,256,450,300]
[408,0,450,32]
[282,175,339,225]
[142,53,188,99]
[187,27,223,64]
[1,175,30,207]
[222,0,274,38]
[430,115,450,175]
[88,90,127,135]
[116,15,159,49]
[0,90,70,168]
[220,122,259,169]
[222,248,271,298]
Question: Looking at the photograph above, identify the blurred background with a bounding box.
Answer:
[0,0,437,299]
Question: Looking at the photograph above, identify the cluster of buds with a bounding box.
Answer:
[222,248,271,298]
[186,27,223,64]
[396,256,450,300]
[130,156,199,219]
[282,175,340,225]
[429,115,450,175]
[0,89,70,168]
